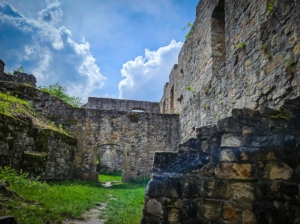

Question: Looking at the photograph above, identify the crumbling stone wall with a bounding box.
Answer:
[83,97,160,113]
[142,97,300,223]
[0,60,4,76]
[0,114,76,180]
[0,62,36,87]
[161,0,300,142]
[0,81,179,181]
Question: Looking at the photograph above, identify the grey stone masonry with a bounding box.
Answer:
[0,82,180,181]
[142,97,300,223]
[0,59,4,76]
[160,0,300,143]
[83,97,160,113]
[0,61,36,87]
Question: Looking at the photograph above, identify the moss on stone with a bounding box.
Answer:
[269,108,290,120]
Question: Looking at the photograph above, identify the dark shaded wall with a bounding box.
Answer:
[0,114,76,180]
[142,98,300,223]
[0,61,36,87]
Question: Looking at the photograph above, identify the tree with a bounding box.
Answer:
[7,66,25,75]
[38,82,83,108]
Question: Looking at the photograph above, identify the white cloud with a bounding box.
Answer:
[118,39,182,101]
[38,1,63,25]
[0,1,106,101]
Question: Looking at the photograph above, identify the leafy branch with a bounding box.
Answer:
[182,22,194,39]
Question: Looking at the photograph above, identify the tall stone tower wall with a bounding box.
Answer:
[161,0,300,142]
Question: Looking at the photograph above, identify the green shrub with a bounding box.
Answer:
[38,82,83,108]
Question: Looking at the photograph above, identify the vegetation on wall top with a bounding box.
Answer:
[38,82,83,108]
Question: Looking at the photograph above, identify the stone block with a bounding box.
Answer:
[167,208,179,223]
[266,54,282,73]
[223,203,239,220]
[242,210,256,224]
[263,162,293,180]
[144,199,164,219]
[220,149,238,162]
[146,175,181,198]
[198,179,230,199]
[221,134,242,147]
[215,163,256,180]
[294,41,300,55]
[198,199,223,220]
[256,181,298,200]
[195,162,215,176]
[232,183,255,209]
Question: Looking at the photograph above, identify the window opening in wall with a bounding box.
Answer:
[211,0,225,75]
[170,85,174,113]
[97,144,123,183]
[132,108,145,113]
[163,100,166,114]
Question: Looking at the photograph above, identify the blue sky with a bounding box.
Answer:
[0,0,199,102]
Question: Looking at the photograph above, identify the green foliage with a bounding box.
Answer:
[99,171,122,182]
[7,66,25,75]
[182,22,194,39]
[202,103,209,110]
[0,92,72,136]
[38,82,83,108]
[269,108,290,120]
[286,58,297,75]
[261,44,271,59]
[267,0,276,15]
[46,120,72,136]
[234,42,247,49]
[186,85,196,97]
[0,167,148,224]
[0,92,34,117]
[202,84,208,94]
[186,86,195,92]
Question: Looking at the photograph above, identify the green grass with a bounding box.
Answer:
[99,171,122,182]
[0,167,149,224]
[0,92,73,137]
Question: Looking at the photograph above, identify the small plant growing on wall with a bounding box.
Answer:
[286,58,297,76]
[234,42,247,49]
[202,103,209,110]
[186,86,196,96]
[182,22,194,39]
[7,66,25,75]
[202,84,208,95]
[261,44,271,60]
[128,112,139,122]
[267,0,277,15]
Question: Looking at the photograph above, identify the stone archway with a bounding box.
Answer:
[97,144,123,173]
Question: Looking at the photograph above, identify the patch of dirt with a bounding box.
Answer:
[62,203,106,224]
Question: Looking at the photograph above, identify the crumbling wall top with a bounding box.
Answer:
[0,59,36,87]
[83,97,160,113]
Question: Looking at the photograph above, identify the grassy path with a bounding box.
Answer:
[0,168,148,224]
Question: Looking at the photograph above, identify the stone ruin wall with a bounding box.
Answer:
[160,0,300,143]
[0,59,37,87]
[143,0,300,223]
[84,97,160,113]
[142,101,300,223]
[0,113,76,181]
[0,81,179,181]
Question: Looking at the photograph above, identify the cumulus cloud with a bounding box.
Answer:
[0,1,106,100]
[118,40,182,101]
[38,1,63,25]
